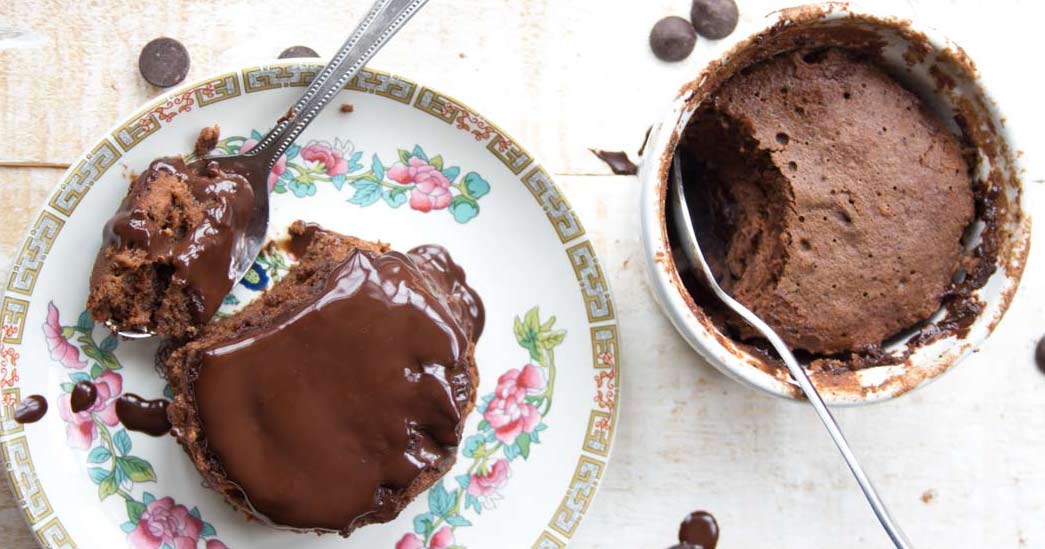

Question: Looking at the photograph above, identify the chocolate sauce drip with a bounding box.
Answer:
[678,510,719,549]
[408,244,485,339]
[194,247,475,531]
[97,157,255,326]
[13,395,47,424]
[115,394,172,436]
[70,381,98,413]
[590,149,639,175]
[1035,336,1045,375]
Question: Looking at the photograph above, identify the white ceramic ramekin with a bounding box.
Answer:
[639,3,1031,404]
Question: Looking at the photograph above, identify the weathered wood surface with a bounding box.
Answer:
[1,0,1042,547]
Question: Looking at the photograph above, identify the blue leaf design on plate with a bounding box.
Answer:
[349,180,382,206]
[427,480,453,517]
[464,172,490,198]
[449,195,479,223]
[87,467,109,484]
[382,187,407,208]
[441,166,460,182]
[411,145,428,162]
[372,154,385,181]
[413,512,435,536]
[114,429,132,456]
[87,446,111,464]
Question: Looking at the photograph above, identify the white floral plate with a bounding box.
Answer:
[0,62,620,549]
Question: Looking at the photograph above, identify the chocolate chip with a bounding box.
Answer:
[1036,335,1045,374]
[138,37,190,88]
[339,103,355,113]
[690,0,739,40]
[590,149,639,175]
[278,45,319,59]
[13,395,47,424]
[650,16,697,62]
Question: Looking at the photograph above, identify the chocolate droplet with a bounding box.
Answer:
[70,381,98,413]
[115,393,171,436]
[590,149,639,175]
[13,395,47,424]
[278,45,319,59]
[690,0,739,40]
[650,16,697,62]
[679,510,719,549]
[1036,335,1045,374]
[138,37,190,88]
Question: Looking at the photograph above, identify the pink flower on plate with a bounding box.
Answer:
[388,157,452,212]
[241,138,287,192]
[395,533,424,549]
[430,527,454,549]
[205,540,228,549]
[467,458,510,497]
[301,143,348,176]
[43,303,85,370]
[483,364,546,444]
[58,369,122,449]
[128,496,202,549]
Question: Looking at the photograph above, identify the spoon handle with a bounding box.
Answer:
[249,0,429,167]
[670,157,912,549]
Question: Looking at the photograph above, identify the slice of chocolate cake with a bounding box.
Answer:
[87,157,255,339]
[166,221,483,536]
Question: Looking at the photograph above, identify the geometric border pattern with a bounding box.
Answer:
[0,62,621,549]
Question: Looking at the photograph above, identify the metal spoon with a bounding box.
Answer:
[669,155,912,548]
[111,0,429,338]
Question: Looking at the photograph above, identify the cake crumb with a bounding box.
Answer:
[194,125,220,158]
[340,103,354,113]
[921,489,936,504]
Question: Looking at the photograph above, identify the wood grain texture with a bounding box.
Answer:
[1,0,1043,548]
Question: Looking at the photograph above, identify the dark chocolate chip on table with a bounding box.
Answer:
[139,37,190,88]
[679,510,719,549]
[13,394,47,424]
[650,16,697,62]
[691,0,739,40]
[1036,335,1045,374]
[278,45,319,59]
[590,149,639,175]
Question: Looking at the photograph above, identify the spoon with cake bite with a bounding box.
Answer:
[105,0,429,338]
[670,155,912,548]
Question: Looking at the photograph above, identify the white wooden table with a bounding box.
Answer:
[2,1,1043,547]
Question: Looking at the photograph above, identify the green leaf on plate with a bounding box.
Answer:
[126,499,146,523]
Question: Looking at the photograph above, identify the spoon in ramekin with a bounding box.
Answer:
[670,154,912,549]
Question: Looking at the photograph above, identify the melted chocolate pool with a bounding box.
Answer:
[193,247,478,531]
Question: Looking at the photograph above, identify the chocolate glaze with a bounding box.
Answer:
[70,381,98,413]
[115,394,172,436]
[193,247,475,531]
[95,157,255,327]
[408,244,485,339]
[13,395,47,424]
[678,510,719,549]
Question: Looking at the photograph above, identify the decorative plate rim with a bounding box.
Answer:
[0,61,621,548]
